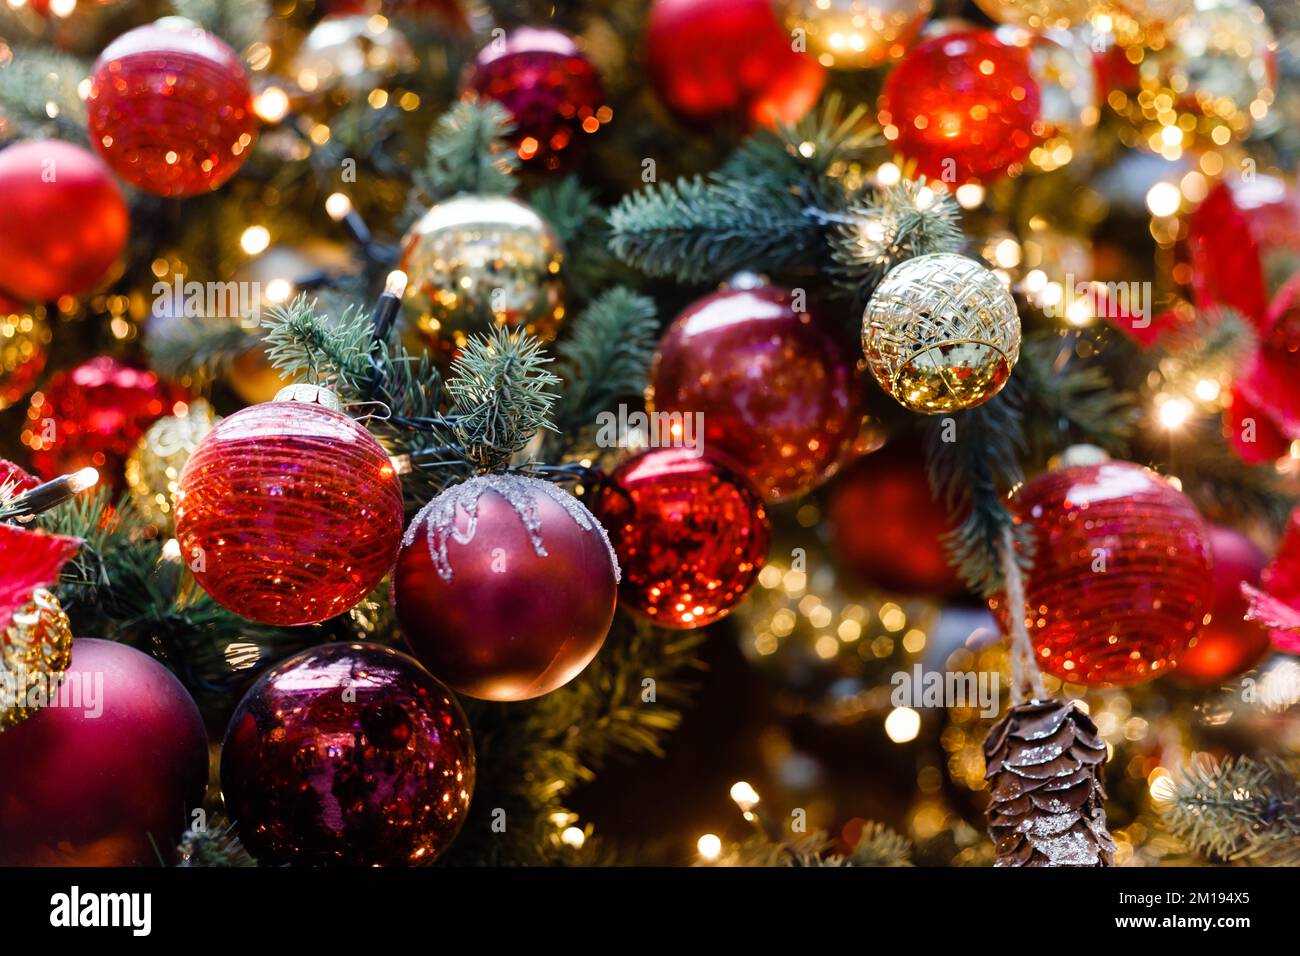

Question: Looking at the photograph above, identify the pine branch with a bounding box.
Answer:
[607,174,819,283]
[145,313,263,386]
[447,328,560,471]
[924,390,1030,598]
[719,92,879,183]
[1017,331,1139,462]
[840,821,914,867]
[1160,307,1257,390]
[176,819,258,867]
[700,822,912,867]
[1158,755,1300,865]
[416,99,518,202]
[829,178,964,303]
[528,175,617,299]
[0,48,89,141]
[550,287,659,450]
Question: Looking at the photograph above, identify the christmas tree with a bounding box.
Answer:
[1,0,1299,871]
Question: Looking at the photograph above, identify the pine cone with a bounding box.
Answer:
[983,699,1116,867]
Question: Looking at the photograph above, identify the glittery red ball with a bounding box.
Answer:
[0,639,208,866]
[827,442,965,597]
[393,474,619,701]
[23,356,188,484]
[86,20,256,198]
[466,27,604,170]
[1173,525,1272,685]
[649,284,862,502]
[593,448,770,629]
[880,30,1041,183]
[220,642,474,866]
[174,398,404,626]
[0,140,127,302]
[645,0,826,128]
[995,458,1213,687]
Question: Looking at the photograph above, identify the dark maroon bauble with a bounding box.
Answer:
[220,642,474,867]
[466,26,605,170]
[648,284,862,501]
[393,474,619,701]
[0,638,208,866]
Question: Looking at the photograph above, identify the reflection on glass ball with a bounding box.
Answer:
[780,0,932,70]
[399,194,564,363]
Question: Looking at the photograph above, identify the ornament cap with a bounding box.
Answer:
[1051,444,1111,470]
[273,383,343,412]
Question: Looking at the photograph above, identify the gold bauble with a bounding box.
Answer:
[781,0,932,69]
[1,588,73,730]
[125,399,218,532]
[291,14,418,95]
[971,0,1098,30]
[1113,0,1274,159]
[399,194,565,363]
[0,299,51,412]
[862,254,1021,414]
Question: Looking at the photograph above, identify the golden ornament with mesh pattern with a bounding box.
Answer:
[971,0,1098,30]
[1,588,73,730]
[862,253,1021,414]
[125,398,218,532]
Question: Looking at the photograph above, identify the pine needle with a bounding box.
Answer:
[417,99,518,201]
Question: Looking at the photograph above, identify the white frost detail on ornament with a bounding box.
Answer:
[402,473,621,584]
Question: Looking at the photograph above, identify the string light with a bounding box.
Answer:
[240,225,271,255]
[560,827,585,849]
[1145,182,1181,218]
[885,706,921,743]
[696,834,722,860]
[1157,395,1191,430]
[729,780,760,814]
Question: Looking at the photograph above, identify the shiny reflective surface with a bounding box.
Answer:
[174,399,404,626]
[400,194,564,365]
[650,285,861,502]
[394,476,618,701]
[995,460,1213,687]
[595,448,770,629]
[221,643,474,866]
[780,0,932,70]
[879,30,1041,183]
[0,639,208,865]
[87,20,256,197]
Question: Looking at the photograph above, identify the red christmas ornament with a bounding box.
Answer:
[174,387,404,626]
[0,140,127,303]
[0,458,40,499]
[1187,180,1270,325]
[1173,525,1271,685]
[1243,508,1300,655]
[221,642,474,866]
[394,474,619,701]
[86,19,256,197]
[0,523,80,634]
[466,27,605,170]
[22,356,188,484]
[0,638,208,865]
[879,29,1041,183]
[645,0,826,128]
[995,453,1213,687]
[826,442,964,597]
[649,284,861,502]
[593,448,770,629]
